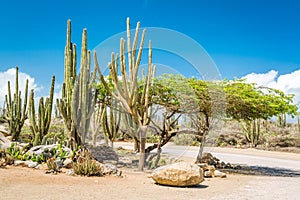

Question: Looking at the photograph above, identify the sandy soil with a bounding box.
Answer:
[1,165,299,200]
[1,145,299,200]
[0,165,253,200]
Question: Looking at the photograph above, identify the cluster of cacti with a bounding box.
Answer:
[4,67,29,141]
[96,18,155,170]
[242,119,261,147]
[29,76,55,146]
[102,100,121,148]
[56,19,99,148]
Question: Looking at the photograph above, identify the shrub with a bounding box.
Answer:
[46,157,61,172]
[73,158,103,176]
[72,149,103,176]
[0,149,14,167]
[173,134,197,146]
[146,134,160,143]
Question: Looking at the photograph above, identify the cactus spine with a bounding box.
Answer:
[4,67,29,141]
[56,19,98,148]
[29,76,55,146]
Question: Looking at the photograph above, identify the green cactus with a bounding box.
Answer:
[102,100,121,148]
[4,66,29,141]
[56,19,99,148]
[29,76,55,146]
[96,18,155,171]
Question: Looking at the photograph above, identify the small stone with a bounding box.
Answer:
[102,163,118,175]
[214,170,227,178]
[14,160,26,167]
[63,158,73,169]
[66,169,75,176]
[25,160,38,168]
[35,164,42,169]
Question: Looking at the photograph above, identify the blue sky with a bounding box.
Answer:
[0,0,300,99]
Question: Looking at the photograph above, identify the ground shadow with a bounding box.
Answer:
[154,183,209,189]
[222,165,300,177]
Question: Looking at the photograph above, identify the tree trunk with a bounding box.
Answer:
[154,143,162,168]
[134,137,140,152]
[196,133,206,163]
[138,126,147,171]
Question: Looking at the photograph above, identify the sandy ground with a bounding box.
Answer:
[0,165,251,200]
[1,145,300,200]
[1,165,299,200]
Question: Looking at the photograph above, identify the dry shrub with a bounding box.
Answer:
[46,157,61,172]
[72,149,103,176]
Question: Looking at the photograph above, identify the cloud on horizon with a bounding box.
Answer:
[242,69,300,106]
[0,68,38,108]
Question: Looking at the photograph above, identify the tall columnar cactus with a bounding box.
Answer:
[102,100,121,148]
[4,67,29,141]
[72,28,98,145]
[56,19,98,148]
[29,76,55,146]
[56,19,78,147]
[96,18,155,171]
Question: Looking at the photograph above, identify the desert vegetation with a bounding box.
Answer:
[0,18,299,177]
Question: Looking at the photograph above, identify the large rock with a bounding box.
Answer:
[151,162,204,187]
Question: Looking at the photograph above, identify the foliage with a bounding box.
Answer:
[7,143,26,160]
[223,79,298,147]
[223,79,297,120]
[0,149,14,167]
[146,134,160,143]
[173,134,200,146]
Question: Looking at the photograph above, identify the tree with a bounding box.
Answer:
[223,79,298,147]
[148,75,226,163]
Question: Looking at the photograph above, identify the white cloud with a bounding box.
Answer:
[242,69,300,105]
[0,68,38,108]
